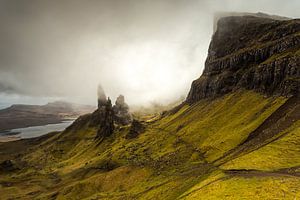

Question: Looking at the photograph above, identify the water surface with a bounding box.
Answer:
[0,121,74,139]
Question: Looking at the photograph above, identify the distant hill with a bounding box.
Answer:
[0,101,95,131]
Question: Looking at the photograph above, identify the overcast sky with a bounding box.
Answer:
[0,0,299,108]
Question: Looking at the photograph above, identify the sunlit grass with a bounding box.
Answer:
[181,175,300,200]
[1,90,298,200]
[222,120,300,171]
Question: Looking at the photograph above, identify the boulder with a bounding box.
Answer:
[126,120,145,139]
[0,160,16,172]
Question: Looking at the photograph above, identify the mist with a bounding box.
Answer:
[0,0,299,107]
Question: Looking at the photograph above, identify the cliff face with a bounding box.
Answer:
[186,16,300,103]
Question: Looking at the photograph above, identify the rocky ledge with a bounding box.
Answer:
[186,15,300,103]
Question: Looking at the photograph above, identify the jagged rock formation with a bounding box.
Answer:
[113,95,132,125]
[95,91,132,140]
[126,119,145,139]
[97,85,107,108]
[95,85,115,140]
[187,15,300,104]
[96,97,114,140]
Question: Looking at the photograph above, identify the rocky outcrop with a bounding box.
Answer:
[97,85,107,108]
[95,91,132,140]
[113,95,132,125]
[126,120,145,139]
[96,98,114,140]
[186,15,300,104]
[0,160,16,172]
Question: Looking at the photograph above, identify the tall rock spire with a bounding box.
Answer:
[113,95,132,125]
[96,97,114,140]
[97,84,107,108]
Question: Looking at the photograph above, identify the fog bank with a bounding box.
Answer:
[0,0,299,107]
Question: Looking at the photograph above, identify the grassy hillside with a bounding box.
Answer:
[0,90,299,199]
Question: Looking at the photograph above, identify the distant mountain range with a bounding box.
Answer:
[0,101,95,131]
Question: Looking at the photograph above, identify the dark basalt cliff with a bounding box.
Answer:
[186,15,300,103]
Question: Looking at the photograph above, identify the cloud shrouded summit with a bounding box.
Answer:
[0,0,299,107]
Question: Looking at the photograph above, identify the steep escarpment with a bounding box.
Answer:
[187,16,300,103]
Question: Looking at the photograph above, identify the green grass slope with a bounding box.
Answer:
[0,90,299,199]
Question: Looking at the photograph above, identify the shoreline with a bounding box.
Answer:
[0,118,76,133]
[0,136,21,142]
[0,120,75,143]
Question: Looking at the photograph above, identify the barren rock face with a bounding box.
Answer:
[113,95,132,125]
[126,120,145,139]
[93,93,132,141]
[96,97,114,140]
[115,95,126,107]
[97,85,107,108]
[186,16,300,104]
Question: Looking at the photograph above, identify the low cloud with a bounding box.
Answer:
[0,0,299,106]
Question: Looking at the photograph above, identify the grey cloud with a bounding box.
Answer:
[0,0,299,106]
[0,81,16,94]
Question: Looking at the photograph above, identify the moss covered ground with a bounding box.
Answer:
[0,90,299,199]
